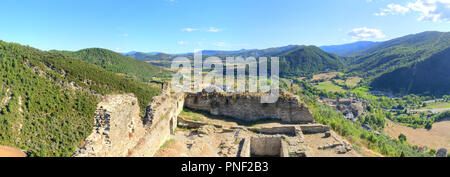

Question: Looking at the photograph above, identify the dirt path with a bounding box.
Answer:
[0,145,26,157]
[411,108,450,113]
[384,119,450,150]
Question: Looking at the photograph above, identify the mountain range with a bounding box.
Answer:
[124,31,450,96]
[0,30,448,157]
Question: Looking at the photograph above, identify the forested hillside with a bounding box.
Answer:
[58,48,172,82]
[344,31,450,96]
[347,31,450,79]
[0,41,161,156]
[370,47,450,96]
[279,46,344,77]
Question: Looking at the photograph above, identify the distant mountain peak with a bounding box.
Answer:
[320,41,379,56]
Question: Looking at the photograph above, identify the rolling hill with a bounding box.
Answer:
[58,48,172,82]
[370,47,450,96]
[347,31,450,78]
[279,46,344,77]
[346,31,450,96]
[0,40,161,156]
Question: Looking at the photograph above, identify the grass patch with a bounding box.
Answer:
[181,108,283,127]
[160,139,175,149]
[422,102,450,109]
[345,77,361,87]
[314,81,345,93]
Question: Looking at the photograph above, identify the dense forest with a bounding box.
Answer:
[0,40,161,156]
[347,31,450,80]
[57,48,172,82]
[279,46,344,77]
[370,47,450,96]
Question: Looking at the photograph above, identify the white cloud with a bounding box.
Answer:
[118,33,129,37]
[207,27,222,32]
[181,28,198,32]
[177,41,187,45]
[375,4,410,16]
[213,42,229,47]
[408,0,450,22]
[348,27,386,40]
[375,0,450,22]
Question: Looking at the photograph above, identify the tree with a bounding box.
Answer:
[425,122,432,130]
[398,134,407,142]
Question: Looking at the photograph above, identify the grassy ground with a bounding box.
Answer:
[314,81,345,93]
[345,77,362,87]
[180,108,284,127]
[311,72,342,81]
[422,102,450,109]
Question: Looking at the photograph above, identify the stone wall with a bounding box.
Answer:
[73,94,144,157]
[128,89,185,157]
[74,86,317,157]
[299,124,331,134]
[184,91,314,124]
[74,87,185,157]
[239,135,289,157]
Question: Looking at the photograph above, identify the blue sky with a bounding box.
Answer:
[0,0,448,53]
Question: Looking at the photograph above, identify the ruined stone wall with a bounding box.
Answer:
[74,87,185,157]
[128,90,185,157]
[73,94,145,157]
[184,91,314,123]
[239,135,289,157]
[74,86,317,157]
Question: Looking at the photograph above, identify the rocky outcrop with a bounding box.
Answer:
[184,91,314,123]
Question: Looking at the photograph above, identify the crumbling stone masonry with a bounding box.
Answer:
[74,86,318,157]
[73,94,145,157]
[74,87,184,157]
[184,91,314,124]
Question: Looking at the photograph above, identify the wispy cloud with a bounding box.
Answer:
[207,27,222,32]
[375,0,450,22]
[177,41,188,45]
[408,0,450,22]
[119,33,129,37]
[212,42,229,47]
[181,27,223,32]
[375,4,410,16]
[348,27,386,40]
[181,28,199,32]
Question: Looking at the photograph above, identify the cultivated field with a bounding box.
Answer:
[314,81,345,93]
[384,119,450,150]
[345,77,362,87]
[311,72,342,81]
